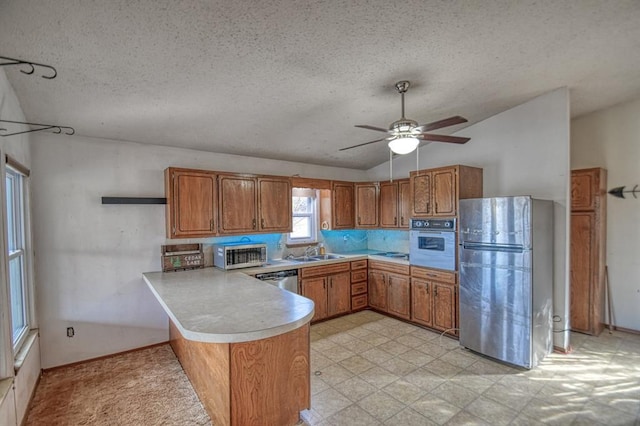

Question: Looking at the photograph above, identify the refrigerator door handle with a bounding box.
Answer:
[461,242,524,253]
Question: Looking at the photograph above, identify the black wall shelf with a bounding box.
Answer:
[101,197,166,205]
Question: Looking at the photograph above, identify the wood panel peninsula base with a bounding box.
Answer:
[142,268,314,426]
[169,320,310,426]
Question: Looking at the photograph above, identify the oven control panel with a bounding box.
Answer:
[410,218,456,230]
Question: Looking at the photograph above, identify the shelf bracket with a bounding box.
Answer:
[0,119,75,137]
[0,55,57,79]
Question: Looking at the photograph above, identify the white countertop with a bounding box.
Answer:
[143,268,314,343]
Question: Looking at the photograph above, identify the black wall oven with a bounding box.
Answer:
[409,218,456,271]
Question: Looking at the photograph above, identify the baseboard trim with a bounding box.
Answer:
[20,373,40,426]
[42,341,169,373]
[607,325,640,335]
[553,345,572,354]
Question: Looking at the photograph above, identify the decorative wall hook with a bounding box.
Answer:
[0,119,75,137]
[608,185,639,199]
[0,55,57,79]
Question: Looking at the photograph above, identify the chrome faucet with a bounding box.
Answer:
[304,245,319,257]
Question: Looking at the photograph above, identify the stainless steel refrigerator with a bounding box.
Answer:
[458,196,553,369]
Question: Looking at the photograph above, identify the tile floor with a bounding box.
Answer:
[301,311,640,426]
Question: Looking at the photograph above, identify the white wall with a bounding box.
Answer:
[31,133,367,368]
[0,69,40,426]
[368,88,571,349]
[571,97,640,332]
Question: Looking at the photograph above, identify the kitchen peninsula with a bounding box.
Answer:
[143,268,314,426]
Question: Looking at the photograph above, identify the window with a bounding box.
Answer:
[287,188,318,244]
[6,166,30,351]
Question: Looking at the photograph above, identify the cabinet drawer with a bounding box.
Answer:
[351,282,367,295]
[351,259,368,270]
[351,294,367,310]
[369,260,410,276]
[411,266,456,284]
[301,261,350,278]
[351,270,367,283]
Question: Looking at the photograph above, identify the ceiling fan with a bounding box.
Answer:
[340,81,470,154]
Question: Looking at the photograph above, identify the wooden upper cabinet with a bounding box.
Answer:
[165,168,217,238]
[432,168,456,216]
[355,183,379,228]
[332,181,355,229]
[379,179,410,228]
[398,179,411,228]
[219,174,292,235]
[379,181,399,227]
[258,177,292,232]
[219,175,258,234]
[411,173,432,216]
[410,165,483,218]
[571,168,603,211]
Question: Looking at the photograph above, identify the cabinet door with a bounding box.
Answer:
[411,172,432,216]
[368,271,387,311]
[258,177,292,232]
[570,212,595,333]
[328,272,351,317]
[355,183,379,228]
[166,168,217,238]
[398,179,411,228]
[218,175,257,234]
[411,279,432,327]
[432,168,456,217]
[379,181,399,228]
[301,277,327,322]
[332,182,355,229]
[571,170,597,211]
[387,274,410,320]
[433,282,456,333]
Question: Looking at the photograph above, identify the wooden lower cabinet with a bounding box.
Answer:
[170,320,310,426]
[300,263,351,322]
[350,259,368,311]
[411,267,458,336]
[368,261,410,320]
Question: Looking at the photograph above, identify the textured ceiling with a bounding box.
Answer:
[1,0,640,169]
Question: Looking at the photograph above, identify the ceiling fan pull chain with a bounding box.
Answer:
[416,145,419,171]
[389,149,393,182]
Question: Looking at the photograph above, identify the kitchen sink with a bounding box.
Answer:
[372,252,409,259]
[310,254,344,260]
[290,256,321,263]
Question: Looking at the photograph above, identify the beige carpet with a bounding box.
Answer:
[26,344,211,425]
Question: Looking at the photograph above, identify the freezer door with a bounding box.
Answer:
[459,196,532,249]
[459,246,533,368]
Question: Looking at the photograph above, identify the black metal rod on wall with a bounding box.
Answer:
[101,197,167,205]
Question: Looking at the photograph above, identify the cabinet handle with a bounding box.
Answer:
[210,219,214,231]
[323,282,326,289]
[394,216,397,225]
[261,218,265,228]
[358,217,361,225]
[435,202,438,212]
[427,273,437,278]
[400,217,404,226]
[426,202,430,212]
[426,285,429,295]
[330,278,333,288]
[252,219,256,229]
[434,287,438,296]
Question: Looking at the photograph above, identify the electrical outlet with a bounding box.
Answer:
[343,234,349,242]
[67,327,74,338]
[277,242,282,249]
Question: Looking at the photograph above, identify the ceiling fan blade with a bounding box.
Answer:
[355,124,389,133]
[418,133,470,144]
[339,138,388,151]
[416,116,468,132]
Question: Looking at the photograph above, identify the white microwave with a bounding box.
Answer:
[213,242,267,270]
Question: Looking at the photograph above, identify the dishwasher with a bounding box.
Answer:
[254,269,299,294]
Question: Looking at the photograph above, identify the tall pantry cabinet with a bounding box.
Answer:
[570,168,607,336]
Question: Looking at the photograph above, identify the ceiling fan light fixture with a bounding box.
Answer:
[388,136,419,154]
